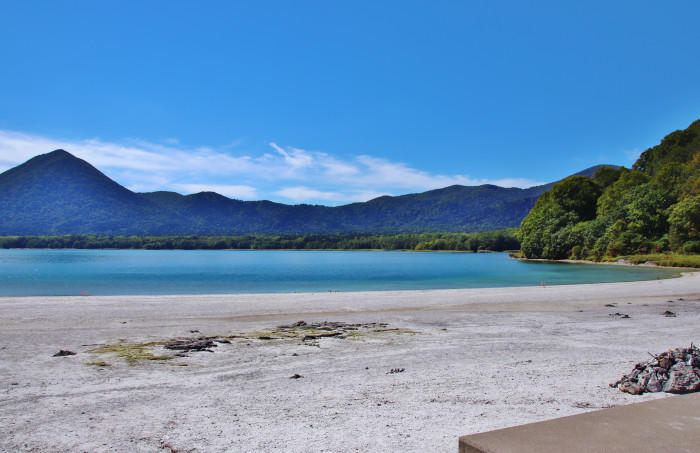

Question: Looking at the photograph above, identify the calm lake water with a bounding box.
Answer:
[0,249,682,296]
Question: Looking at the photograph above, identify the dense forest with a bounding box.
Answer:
[0,229,519,252]
[518,120,700,259]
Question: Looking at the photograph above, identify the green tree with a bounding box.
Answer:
[593,165,625,189]
[596,170,649,217]
[550,176,602,220]
[668,195,700,250]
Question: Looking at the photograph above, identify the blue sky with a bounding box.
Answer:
[0,1,698,204]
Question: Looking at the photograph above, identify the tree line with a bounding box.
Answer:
[0,229,520,252]
[518,120,700,259]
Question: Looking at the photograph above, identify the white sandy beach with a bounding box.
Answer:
[1,273,699,452]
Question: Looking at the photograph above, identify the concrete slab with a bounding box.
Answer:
[459,393,700,453]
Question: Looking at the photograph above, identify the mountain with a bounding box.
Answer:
[0,150,610,235]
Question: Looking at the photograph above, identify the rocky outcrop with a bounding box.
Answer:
[611,345,700,395]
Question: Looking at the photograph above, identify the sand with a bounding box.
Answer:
[1,272,699,452]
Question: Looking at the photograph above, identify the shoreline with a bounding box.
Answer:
[1,270,697,307]
[2,274,699,452]
[517,256,700,271]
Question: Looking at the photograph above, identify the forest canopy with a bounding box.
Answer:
[518,120,700,259]
[0,230,520,252]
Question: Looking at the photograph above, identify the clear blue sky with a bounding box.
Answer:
[0,1,698,204]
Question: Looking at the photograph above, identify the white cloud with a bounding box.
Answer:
[274,186,342,202]
[487,178,546,188]
[0,129,254,174]
[0,128,544,204]
[270,142,314,169]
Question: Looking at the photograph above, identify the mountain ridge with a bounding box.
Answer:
[0,150,611,235]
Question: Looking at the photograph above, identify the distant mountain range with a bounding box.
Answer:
[0,150,608,235]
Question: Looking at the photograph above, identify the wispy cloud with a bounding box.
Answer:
[0,129,545,205]
[623,147,642,164]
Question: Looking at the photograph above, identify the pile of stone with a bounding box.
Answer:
[611,344,700,395]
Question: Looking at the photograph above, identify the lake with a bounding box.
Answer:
[0,249,683,297]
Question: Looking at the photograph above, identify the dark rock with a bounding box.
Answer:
[164,339,216,352]
[608,312,630,319]
[279,321,307,328]
[53,350,76,357]
[302,332,343,341]
[662,310,676,317]
[290,373,303,379]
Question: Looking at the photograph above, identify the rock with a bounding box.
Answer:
[302,332,343,341]
[663,364,700,394]
[662,310,676,317]
[53,350,76,357]
[620,382,643,395]
[290,373,303,379]
[612,344,700,395]
[164,339,217,352]
[608,312,630,319]
[646,371,664,393]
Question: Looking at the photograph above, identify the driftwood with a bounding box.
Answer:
[611,344,700,395]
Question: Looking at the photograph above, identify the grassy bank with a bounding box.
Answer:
[599,253,700,268]
[511,251,700,269]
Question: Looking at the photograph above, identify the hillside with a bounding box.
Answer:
[519,119,700,258]
[0,150,606,235]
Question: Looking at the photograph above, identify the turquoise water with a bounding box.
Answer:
[0,249,682,296]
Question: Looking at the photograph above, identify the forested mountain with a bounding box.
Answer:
[519,119,700,258]
[0,149,604,235]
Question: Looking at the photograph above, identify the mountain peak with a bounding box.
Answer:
[39,148,74,159]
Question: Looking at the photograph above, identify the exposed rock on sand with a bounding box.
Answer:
[164,338,217,352]
[611,345,700,394]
